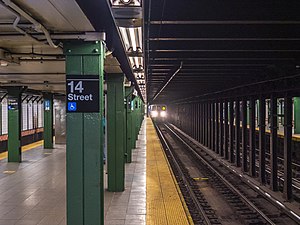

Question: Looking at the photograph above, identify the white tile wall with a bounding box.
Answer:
[22,103,28,131]
[28,102,33,130]
[38,102,43,128]
[33,102,38,128]
[0,97,46,135]
[2,98,8,134]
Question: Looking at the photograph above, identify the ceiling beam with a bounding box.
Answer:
[150,49,300,52]
[150,57,295,61]
[150,21,300,25]
[149,37,300,41]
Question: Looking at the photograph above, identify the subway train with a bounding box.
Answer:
[149,104,168,122]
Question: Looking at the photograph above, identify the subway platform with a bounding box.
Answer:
[0,118,191,225]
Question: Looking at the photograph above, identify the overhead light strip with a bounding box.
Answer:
[119,27,130,51]
[129,28,137,52]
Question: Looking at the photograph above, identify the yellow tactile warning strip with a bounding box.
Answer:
[0,140,44,160]
[146,118,193,225]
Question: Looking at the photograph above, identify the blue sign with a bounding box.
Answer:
[131,101,134,111]
[45,100,50,111]
[8,98,18,110]
[68,102,77,111]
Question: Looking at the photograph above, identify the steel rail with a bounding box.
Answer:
[169,123,300,223]
[164,123,276,225]
[155,123,213,225]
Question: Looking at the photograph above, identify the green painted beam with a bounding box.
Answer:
[125,87,134,163]
[247,101,250,125]
[65,40,104,225]
[295,97,300,134]
[107,73,125,192]
[43,93,53,149]
[0,103,2,135]
[132,97,137,149]
[7,87,23,162]
[137,98,142,134]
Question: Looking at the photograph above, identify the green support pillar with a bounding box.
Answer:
[0,102,2,135]
[136,98,140,137]
[107,73,125,192]
[141,101,144,124]
[138,98,142,128]
[131,97,137,149]
[295,97,300,134]
[135,98,138,138]
[138,98,142,130]
[7,87,23,162]
[125,87,133,163]
[64,40,105,225]
[141,102,144,123]
[43,93,53,149]
[247,101,250,125]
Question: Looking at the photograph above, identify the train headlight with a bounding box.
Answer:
[151,110,158,117]
[160,111,167,117]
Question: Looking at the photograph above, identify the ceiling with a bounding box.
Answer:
[0,0,140,97]
[0,0,97,94]
[144,0,300,103]
[1,1,300,103]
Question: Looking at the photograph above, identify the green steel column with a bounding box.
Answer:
[136,99,139,137]
[247,101,250,125]
[142,102,145,123]
[135,98,139,136]
[43,93,53,149]
[136,98,140,138]
[64,40,105,225]
[125,87,133,163]
[131,97,137,149]
[107,73,125,192]
[137,98,140,125]
[0,102,2,135]
[295,97,300,134]
[139,99,142,127]
[7,87,22,162]
[127,109,133,162]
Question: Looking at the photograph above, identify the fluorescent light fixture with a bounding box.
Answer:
[129,57,143,69]
[118,25,145,99]
[119,27,130,51]
[138,57,143,68]
[138,27,142,48]
[111,0,141,6]
[119,27,142,53]
[134,57,139,68]
[129,27,137,52]
[120,0,132,4]
[129,57,135,66]
[0,60,8,67]
[135,72,144,79]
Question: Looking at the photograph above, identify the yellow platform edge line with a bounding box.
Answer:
[150,119,194,225]
[0,140,44,160]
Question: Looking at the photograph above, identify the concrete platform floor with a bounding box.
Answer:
[0,144,66,225]
[104,120,146,225]
[0,121,146,225]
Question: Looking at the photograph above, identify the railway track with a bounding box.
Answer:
[155,122,300,225]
